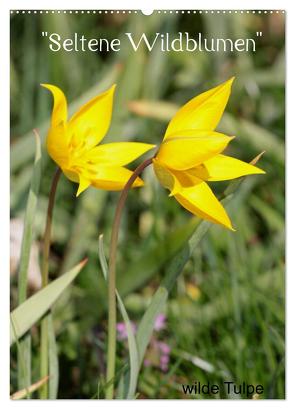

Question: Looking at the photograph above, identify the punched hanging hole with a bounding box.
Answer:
[141,9,154,16]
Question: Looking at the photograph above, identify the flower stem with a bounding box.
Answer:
[105,157,153,399]
[39,167,61,399]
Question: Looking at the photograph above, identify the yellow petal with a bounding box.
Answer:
[153,159,204,197]
[84,142,156,166]
[153,159,181,194]
[46,122,70,168]
[174,181,234,230]
[69,85,116,149]
[63,168,79,183]
[41,83,68,126]
[156,130,234,170]
[90,166,144,191]
[164,77,234,139]
[202,154,266,181]
[76,174,91,197]
[169,168,200,192]
[42,84,71,167]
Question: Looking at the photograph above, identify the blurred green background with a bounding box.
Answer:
[10,11,285,399]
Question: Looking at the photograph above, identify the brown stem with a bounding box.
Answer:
[41,167,62,287]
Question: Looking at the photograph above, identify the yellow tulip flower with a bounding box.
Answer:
[153,78,265,230]
[42,84,156,196]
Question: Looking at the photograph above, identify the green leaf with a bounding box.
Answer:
[98,235,140,399]
[17,130,42,304]
[48,314,59,399]
[136,287,168,365]
[98,236,108,280]
[116,286,168,398]
[10,259,87,346]
[116,296,139,399]
[17,130,41,391]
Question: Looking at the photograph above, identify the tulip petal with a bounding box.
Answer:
[174,181,234,230]
[90,166,144,191]
[69,85,116,149]
[46,122,70,168]
[202,154,266,181]
[76,174,91,197]
[85,142,156,166]
[42,84,71,167]
[164,77,234,139]
[156,131,234,170]
[41,83,68,126]
[153,159,182,195]
[63,169,79,183]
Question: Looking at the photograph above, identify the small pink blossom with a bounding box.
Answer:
[154,313,166,331]
[160,355,169,364]
[158,341,171,355]
[116,321,136,341]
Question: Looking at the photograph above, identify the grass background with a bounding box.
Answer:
[10,10,285,399]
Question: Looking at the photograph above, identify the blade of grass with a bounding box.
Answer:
[11,318,31,399]
[10,259,87,346]
[48,314,59,398]
[94,364,128,399]
[136,287,168,365]
[17,130,41,391]
[98,235,140,399]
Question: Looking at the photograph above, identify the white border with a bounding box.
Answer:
[8,10,286,13]
[0,0,291,10]
[2,1,293,408]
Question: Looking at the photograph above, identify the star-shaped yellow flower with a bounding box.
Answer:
[42,84,155,196]
[153,78,265,230]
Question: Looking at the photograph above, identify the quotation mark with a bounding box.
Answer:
[42,31,48,37]
[256,32,263,37]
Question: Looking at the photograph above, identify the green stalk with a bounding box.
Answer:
[39,167,61,399]
[105,158,153,399]
[17,130,41,395]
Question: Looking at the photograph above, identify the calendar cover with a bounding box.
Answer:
[10,9,285,400]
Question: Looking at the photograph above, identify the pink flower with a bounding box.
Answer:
[160,355,169,364]
[158,341,171,355]
[154,313,167,331]
[160,354,170,372]
[116,321,136,341]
